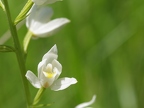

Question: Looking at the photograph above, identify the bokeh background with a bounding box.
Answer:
[0,0,144,108]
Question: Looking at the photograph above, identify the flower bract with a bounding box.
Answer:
[25,45,77,91]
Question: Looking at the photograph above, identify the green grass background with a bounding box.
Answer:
[0,0,144,108]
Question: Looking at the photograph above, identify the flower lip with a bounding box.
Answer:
[43,63,56,78]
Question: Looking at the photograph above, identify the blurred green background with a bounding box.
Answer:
[0,0,144,108]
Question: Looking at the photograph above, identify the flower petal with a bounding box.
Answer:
[38,59,47,79]
[52,59,62,80]
[50,77,77,91]
[75,95,96,108]
[25,70,41,88]
[34,18,70,37]
[37,59,56,87]
[26,5,53,33]
[42,44,58,61]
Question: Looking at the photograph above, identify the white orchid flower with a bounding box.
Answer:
[75,95,96,108]
[25,45,77,91]
[32,0,61,5]
[26,5,70,38]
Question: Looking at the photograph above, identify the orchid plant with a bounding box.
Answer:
[0,0,96,108]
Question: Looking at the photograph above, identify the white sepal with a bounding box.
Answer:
[50,77,77,91]
[25,70,41,88]
[42,44,58,60]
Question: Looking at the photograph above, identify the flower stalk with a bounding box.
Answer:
[3,0,30,107]
[23,30,33,53]
[32,87,46,106]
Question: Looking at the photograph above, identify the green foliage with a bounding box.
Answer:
[0,0,143,108]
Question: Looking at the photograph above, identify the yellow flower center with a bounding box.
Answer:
[43,64,55,78]
[44,72,55,78]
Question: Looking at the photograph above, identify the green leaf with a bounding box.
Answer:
[0,45,15,52]
[14,0,33,25]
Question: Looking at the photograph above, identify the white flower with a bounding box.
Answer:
[25,45,77,91]
[75,95,96,108]
[26,5,70,38]
[32,0,61,5]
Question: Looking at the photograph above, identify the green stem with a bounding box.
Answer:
[33,87,46,106]
[3,0,31,107]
